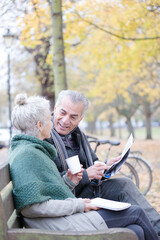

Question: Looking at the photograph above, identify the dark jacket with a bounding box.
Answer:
[46,127,99,198]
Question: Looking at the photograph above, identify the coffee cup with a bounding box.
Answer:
[66,155,81,174]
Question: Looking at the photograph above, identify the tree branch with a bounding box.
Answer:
[74,11,160,41]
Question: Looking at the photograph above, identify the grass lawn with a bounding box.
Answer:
[86,126,160,140]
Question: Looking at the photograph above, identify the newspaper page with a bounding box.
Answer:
[91,198,131,211]
[104,134,134,179]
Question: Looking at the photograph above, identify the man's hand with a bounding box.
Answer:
[67,165,83,184]
[106,155,121,168]
[86,163,107,180]
[83,198,99,212]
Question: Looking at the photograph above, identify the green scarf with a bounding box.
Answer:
[9,134,75,211]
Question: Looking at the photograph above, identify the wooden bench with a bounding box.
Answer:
[0,161,138,240]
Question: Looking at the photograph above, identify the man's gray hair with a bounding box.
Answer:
[12,93,50,137]
[56,90,89,116]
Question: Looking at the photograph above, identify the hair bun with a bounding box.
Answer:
[15,93,27,105]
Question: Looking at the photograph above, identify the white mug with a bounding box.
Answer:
[66,155,81,174]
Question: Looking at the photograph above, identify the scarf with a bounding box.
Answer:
[51,118,93,171]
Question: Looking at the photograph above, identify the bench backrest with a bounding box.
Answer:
[0,162,22,240]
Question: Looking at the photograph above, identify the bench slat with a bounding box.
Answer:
[0,162,10,191]
[7,210,19,229]
[1,181,16,223]
[8,228,138,240]
[0,196,8,240]
[0,165,23,230]
[1,182,13,202]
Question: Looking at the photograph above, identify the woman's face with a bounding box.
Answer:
[38,114,53,140]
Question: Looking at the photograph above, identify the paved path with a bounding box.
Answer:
[0,148,8,165]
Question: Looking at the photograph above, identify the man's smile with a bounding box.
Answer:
[58,122,69,129]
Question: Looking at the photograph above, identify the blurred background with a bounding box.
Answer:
[0,0,160,211]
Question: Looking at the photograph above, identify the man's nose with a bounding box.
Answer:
[62,115,70,124]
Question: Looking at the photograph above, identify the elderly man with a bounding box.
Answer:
[46,90,160,236]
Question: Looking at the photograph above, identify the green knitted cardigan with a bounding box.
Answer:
[9,134,75,211]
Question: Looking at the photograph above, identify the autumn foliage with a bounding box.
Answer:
[18,0,160,138]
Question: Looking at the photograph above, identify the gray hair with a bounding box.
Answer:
[56,90,89,116]
[12,93,50,137]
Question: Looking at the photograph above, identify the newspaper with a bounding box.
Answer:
[91,197,131,211]
[104,134,134,179]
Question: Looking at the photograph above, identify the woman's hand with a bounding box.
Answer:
[67,165,84,184]
[83,198,99,212]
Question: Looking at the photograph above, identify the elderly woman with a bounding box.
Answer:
[9,93,159,240]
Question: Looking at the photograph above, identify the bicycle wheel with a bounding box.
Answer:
[127,155,152,196]
[113,161,139,188]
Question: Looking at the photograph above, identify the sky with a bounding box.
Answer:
[0,1,16,90]
[0,0,24,92]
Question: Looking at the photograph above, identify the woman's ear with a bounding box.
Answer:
[36,121,42,131]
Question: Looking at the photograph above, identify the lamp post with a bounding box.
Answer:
[3,29,15,142]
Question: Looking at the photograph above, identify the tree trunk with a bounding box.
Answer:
[146,115,152,139]
[143,101,152,139]
[87,121,97,135]
[50,0,67,100]
[126,117,134,138]
[118,115,122,139]
[99,121,103,136]
[27,38,55,109]
[108,114,115,137]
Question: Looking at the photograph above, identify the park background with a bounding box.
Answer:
[0,0,160,213]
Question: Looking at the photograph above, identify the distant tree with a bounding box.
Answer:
[113,93,140,138]
[27,37,55,109]
[141,98,160,139]
[16,0,67,103]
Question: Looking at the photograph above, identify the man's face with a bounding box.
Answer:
[54,95,84,135]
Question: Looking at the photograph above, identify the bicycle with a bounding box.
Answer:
[87,135,152,196]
